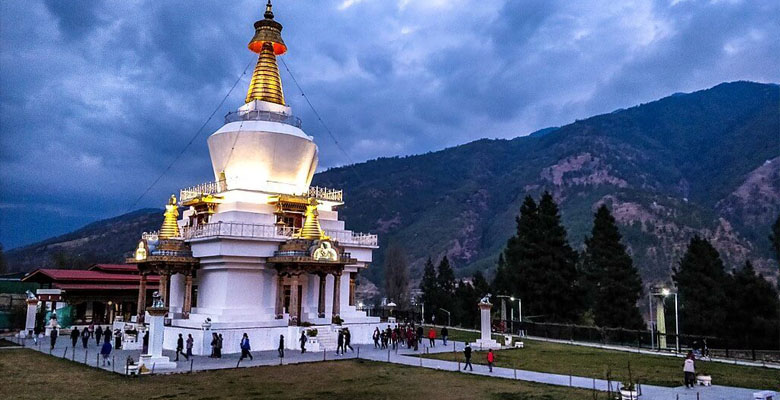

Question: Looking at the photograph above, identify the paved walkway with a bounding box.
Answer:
[10,335,765,400]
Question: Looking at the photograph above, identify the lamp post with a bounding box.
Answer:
[648,291,655,350]
[510,296,522,335]
[656,288,680,353]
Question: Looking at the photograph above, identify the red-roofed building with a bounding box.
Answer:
[22,264,159,325]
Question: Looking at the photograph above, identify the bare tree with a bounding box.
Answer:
[384,243,410,310]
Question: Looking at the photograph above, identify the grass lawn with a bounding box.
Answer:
[0,348,599,400]
[423,328,779,390]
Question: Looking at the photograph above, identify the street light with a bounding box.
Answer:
[510,296,522,335]
[654,288,680,353]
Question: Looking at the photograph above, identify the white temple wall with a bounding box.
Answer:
[169,273,184,313]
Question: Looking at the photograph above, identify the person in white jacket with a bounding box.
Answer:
[683,351,696,388]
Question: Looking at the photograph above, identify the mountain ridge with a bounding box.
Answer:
[6,81,779,291]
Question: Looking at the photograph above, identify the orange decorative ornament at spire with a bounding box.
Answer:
[245,0,287,105]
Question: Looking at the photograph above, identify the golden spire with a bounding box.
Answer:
[297,197,329,240]
[159,195,180,239]
[245,0,287,105]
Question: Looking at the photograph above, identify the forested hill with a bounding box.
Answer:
[312,81,780,285]
[7,81,780,290]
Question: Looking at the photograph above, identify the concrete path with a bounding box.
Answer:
[10,335,766,400]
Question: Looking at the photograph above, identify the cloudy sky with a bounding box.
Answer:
[1,0,778,249]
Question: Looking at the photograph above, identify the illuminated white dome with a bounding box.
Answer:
[207,101,318,195]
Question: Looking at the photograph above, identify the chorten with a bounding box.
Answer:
[129,1,379,356]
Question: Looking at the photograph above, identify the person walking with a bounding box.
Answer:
[239,333,253,361]
[441,326,449,346]
[81,327,90,348]
[103,327,112,346]
[95,325,103,346]
[114,329,122,350]
[428,327,436,347]
[683,352,696,388]
[88,322,95,338]
[463,343,473,371]
[100,339,112,366]
[336,329,345,355]
[142,330,149,354]
[299,331,307,354]
[344,328,354,352]
[185,334,194,360]
[217,334,223,358]
[70,327,80,348]
[416,325,423,345]
[373,327,380,348]
[487,349,495,373]
[50,327,58,350]
[278,334,285,358]
[210,333,218,358]
[175,333,184,361]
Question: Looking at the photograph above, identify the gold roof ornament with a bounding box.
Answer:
[245,0,287,105]
[297,197,329,240]
[159,195,181,239]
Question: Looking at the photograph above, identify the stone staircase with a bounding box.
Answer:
[314,325,338,351]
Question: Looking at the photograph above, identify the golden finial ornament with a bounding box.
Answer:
[298,197,329,240]
[245,0,287,105]
[159,194,180,239]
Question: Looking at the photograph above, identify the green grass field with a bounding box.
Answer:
[0,348,599,400]
[424,327,779,390]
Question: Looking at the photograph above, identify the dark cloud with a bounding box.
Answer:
[1,0,778,249]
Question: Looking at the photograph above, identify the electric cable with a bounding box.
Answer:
[125,58,255,212]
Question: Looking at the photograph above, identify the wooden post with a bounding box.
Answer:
[182,272,193,319]
[275,274,284,317]
[289,274,300,325]
[332,272,342,318]
[137,273,148,320]
[160,272,169,309]
[318,274,326,317]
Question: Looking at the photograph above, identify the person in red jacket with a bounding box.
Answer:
[428,328,436,347]
[487,349,495,372]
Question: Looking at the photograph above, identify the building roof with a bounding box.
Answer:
[88,264,140,273]
[53,283,158,291]
[22,269,159,284]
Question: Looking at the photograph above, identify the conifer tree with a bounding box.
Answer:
[437,256,456,294]
[492,253,510,295]
[383,243,410,310]
[673,236,729,337]
[583,205,644,329]
[435,256,456,324]
[770,215,780,267]
[504,192,582,322]
[0,244,7,274]
[419,257,439,321]
[726,261,780,349]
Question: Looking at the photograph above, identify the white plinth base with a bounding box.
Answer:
[139,354,177,370]
[472,339,501,350]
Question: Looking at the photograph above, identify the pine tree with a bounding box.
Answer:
[727,261,780,349]
[453,280,476,327]
[0,244,7,274]
[503,195,539,302]
[383,243,410,310]
[437,256,455,294]
[420,257,439,321]
[673,236,729,337]
[583,205,645,329]
[435,256,456,325]
[504,192,582,322]
[770,215,780,267]
[492,253,510,295]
